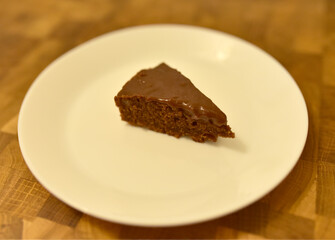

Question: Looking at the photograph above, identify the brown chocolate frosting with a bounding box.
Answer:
[116,63,227,126]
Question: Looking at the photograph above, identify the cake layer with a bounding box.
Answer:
[115,96,234,142]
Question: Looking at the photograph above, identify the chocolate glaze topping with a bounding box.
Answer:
[116,63,228,126]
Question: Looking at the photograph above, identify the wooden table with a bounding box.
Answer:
[0,0,334,238]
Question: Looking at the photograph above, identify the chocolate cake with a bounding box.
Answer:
[114,63,234,142]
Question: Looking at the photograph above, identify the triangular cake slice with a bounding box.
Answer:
[114,63,234,142]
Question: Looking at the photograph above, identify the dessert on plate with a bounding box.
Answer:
[114,63,234,142]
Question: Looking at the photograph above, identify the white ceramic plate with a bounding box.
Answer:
[18,24,308,227]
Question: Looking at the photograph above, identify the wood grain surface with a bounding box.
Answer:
[0,0,334,238]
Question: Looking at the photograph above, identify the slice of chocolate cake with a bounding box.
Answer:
[114,63,234,142]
